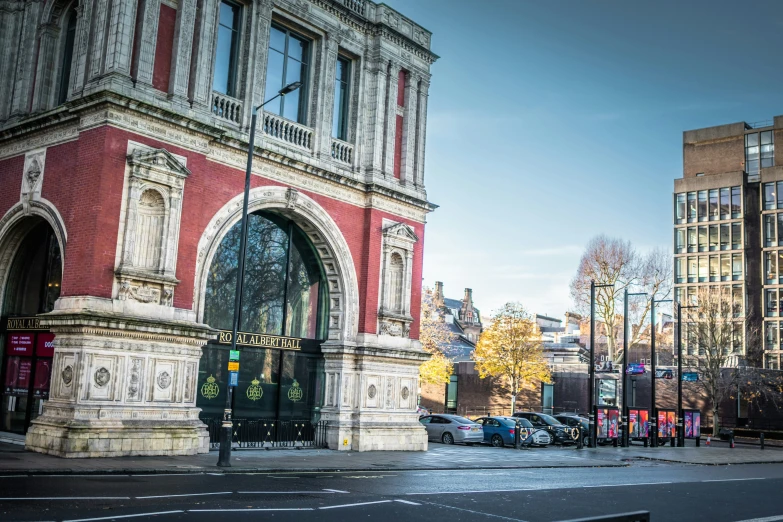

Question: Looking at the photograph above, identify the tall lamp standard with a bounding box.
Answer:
[216,81,302,468]
[622,289,647,448]
[650,297,672,448]
[676,301,697,447]
[589,280,614,448]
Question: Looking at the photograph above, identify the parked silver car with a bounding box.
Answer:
[419,414,484,445]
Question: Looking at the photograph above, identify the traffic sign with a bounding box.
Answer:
[228,361,239,371]
[229,371,238,387]
[682,372,699,382]
[229,350,240,361]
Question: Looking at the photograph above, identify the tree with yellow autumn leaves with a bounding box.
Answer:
[473,302,551,412]
[418,290,457,385]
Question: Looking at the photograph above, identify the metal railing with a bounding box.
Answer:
[211,92,243,125]
[204,417,327,449]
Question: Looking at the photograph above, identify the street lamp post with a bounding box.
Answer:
[650,297,672,448]
[216,81,302,468]
[677,301,697,447]
[622,290,647,448]
[589,280,614,448]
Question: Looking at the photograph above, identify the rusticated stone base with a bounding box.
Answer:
[25,418,209,458]
[326,421,428,452]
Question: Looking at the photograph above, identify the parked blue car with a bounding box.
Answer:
[473,416,547,447]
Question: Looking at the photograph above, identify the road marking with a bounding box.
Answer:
[408,488,537,495]
[323,489,350,493]
[732,516,783,522]
[132,473,203,477]
[64,511,183,522]
[0,475,28,478]
[319,500,393,510]
[583,482,672,488]
[189,508,313,512]
[344,475,394,479]
[236,490,338,494]
[395,499,422,505]
[420,500,528,521]
[136,491,232,499]
[703,478,764,483]
[0,497,130,500]
[269,476,300,479]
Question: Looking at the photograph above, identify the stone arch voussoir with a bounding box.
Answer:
[194,187,359,343]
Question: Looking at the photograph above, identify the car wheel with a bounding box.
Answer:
[491,434,504,447]
[583,435,589,447]
[442,432,454,445]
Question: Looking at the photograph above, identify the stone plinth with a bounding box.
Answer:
[320,337,429,452]
[25,301,214,458]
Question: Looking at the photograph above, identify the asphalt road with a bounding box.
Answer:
[3,461,783,522]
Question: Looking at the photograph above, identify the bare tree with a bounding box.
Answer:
[570,236,671,363]
[684,287,758,437]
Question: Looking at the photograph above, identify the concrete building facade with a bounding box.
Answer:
[0,0,437,456]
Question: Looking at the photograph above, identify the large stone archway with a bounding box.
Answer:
[194,186,360,345]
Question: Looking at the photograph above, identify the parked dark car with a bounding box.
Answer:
[513,411,577,445]
[473,416,551,447]
[554,413,589,446]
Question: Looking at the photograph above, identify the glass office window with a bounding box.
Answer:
[709,256,719,281]
[732,222,742,250]
[778,214,783,246]
[688,286,697,306]
[721,254,731,281]
[675,258,685,283]
[676,193,686,223]
[779,251,783,283]
[732,253,742,280]
[688,192,698,222]
[708,189,719,220]
[720,224,730,250]
[767,289,778,317]
[720,188,731,218]
[709,225,718,251]
[767,322,779,349]
[698,226,707,252]
[699,256,708,282]
[731,187,742,217]
[676,229,686,253]
[764,182,776,210]
[766,251,776,283]
[762,131,775,169]
[265,24,310,123]
[747,133,760,175]
[213,1,241,96]
[688,227,697,252]
[687,257,697,283]
[765,215,776,247]
[674,287,683,304]
[332,56,350,140]
[732,285,742,317]
[698,191,708,221]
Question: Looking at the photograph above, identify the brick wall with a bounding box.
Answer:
[683,136,745,178]
[153,4,177,93]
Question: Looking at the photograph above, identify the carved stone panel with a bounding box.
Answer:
[84,355,119,401]
[152,360,177,402]
[21,149,46,204]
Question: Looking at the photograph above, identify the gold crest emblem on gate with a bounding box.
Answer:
[200,375,219,400]
[287,379,303,402]
[246,378,263,401]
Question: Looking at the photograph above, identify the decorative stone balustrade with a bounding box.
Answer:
[211,92,243,125]
[331,138,354,165]
[262,113,313,150]
[336,0,366,16]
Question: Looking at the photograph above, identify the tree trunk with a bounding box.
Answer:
[712,406,720,437]
[510,393,516,414]
[606,325,616,361]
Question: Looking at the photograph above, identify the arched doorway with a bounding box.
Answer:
[197,211,328,446]
[1,220,62,434]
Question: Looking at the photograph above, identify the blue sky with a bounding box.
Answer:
[383,0,783,319]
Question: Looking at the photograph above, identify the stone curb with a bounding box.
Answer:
[631,456,783,466]
[0,462,628,476]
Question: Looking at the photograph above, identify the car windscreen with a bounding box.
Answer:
[497,418,518,427]
[508,417,532,427]
[537,413,566,426]
[448,416,476,425]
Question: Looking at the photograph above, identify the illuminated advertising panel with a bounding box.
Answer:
[684,411,701,439]
[628,409,649,438]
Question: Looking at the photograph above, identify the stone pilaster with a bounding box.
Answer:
[30,23,60,112]
[168,0,196,102]
[9,1,42,118]
[382,61,401,178]
[320,341,428,451]
[247,0,274,130]
[317,33,340,159]
[87,0,111,82]
[362,58,389,178]
[132,0,161,87]
[25,301,213,458]
[0,2,25,120]
[70,2,92,96]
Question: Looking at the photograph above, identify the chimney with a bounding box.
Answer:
[463,288,473,306]
[433,281,445,307]
[461,288,475,322]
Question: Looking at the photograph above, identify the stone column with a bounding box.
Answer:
[188,0,219,110]
[87,0,111,82]
[132,0,161,87]
[400,73,419,185]
[362,58,389,178]
[104,0,138,76]
[168,0,197,104]
[30,23,59,112]
[320,342,428,451]
[414,77,430,188]
[70,2,92,96]
[9,1,43,118]
[25,306,214,458]
[382,62,401,178]
[0,2,25,120]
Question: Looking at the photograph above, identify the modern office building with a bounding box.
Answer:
[674,116,783,368]
[0,0,437,456]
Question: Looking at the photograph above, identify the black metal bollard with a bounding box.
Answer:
[761,432,765,450]
[514,424,520,449]
[576,427,583,450]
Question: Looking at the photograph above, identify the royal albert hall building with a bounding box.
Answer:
[0,0,437,457]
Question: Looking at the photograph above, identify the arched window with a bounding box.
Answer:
[133,190,165,269]
[58,6,77,105]
[3,221,62,315]
[389,252,404,313]
[204,211,327,339]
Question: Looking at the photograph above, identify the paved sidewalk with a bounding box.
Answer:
[1,441,782,475]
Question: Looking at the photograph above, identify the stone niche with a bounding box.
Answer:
[377,220,418,338]
[25,307,214,458]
